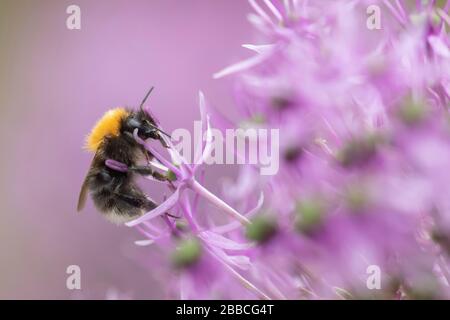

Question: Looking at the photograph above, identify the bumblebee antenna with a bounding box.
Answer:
[140,86,171,139]
[145,120,172,139]
[139,86,155,111]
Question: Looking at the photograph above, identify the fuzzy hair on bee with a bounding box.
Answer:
[77,87,170,224]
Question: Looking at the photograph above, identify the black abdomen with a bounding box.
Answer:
[87,136,156,223]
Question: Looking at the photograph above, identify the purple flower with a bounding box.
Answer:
[112,0,450,299]
[208,0,450,299]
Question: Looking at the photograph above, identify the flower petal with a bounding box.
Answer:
[428,36,450,58]
[242,43,275,54]
[126,188,182,227]
[148,159,168,172]
[193,91,207,166]
[213,53,270,79]
[197,115,213,166]
[199,231,254,251]
[105,159,128,172]
[134,239,154,246]
[212,192,264,234]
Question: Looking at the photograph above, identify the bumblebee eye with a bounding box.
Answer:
[123,118,142,136]
[127,118,141,129]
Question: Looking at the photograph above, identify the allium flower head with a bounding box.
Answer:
[117,0,450,300]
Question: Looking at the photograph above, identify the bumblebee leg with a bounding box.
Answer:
[104,158,166,182]
[113,189,157,211]
[165,212,181,219]
[142,147,153,162]
[112,185,177,220]
[159,136,169,148]
[129,165,153,175]
[129,165,167,181]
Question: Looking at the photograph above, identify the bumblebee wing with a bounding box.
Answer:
[77,154,99,212]
[77,175,90,212]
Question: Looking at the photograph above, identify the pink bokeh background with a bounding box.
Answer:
[0,0,254,299]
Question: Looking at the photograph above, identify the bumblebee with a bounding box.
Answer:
[77,87,170,223]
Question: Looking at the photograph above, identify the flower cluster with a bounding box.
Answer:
[129,0,450,299]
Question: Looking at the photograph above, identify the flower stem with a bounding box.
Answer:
[437,255,450,289]
[189,179,251,226]
[179,192,199,232]
[207,247,271,300]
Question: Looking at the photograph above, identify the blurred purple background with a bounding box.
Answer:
[0,0,254,299]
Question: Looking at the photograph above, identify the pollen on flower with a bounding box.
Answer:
[85,108,129,152]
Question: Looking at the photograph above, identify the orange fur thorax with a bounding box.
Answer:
[85,108,129,152]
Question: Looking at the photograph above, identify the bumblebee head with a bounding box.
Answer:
[85,87,170,152]
[124,86,171,144]
[121,110,162,141]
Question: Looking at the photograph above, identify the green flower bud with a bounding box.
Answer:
[175,220,188,232]
[337,134,382,168]
[245,216,277,244]
[296,198,325,234]
[398,98,427,126]
[345,186,370,213]
[171,237,202,269]
[251,114,266,124]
